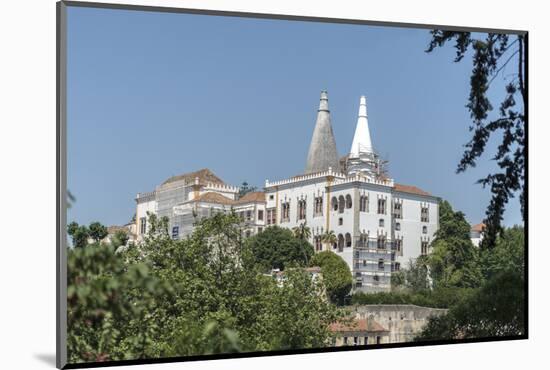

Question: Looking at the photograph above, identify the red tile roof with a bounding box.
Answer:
[471,223,486,232]
[330,318,388,333]
[394,183,432,196]
[235,191,266,204]
[194,192,235,205]
[162,168,225,186]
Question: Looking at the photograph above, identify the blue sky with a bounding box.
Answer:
[66,6,523,228]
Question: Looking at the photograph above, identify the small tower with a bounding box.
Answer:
[305,90,340,174]
[347,96,383,178]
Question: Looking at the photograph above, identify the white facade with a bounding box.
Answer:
[133,92,440,293]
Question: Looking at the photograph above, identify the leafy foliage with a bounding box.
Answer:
[67,213,341,363]
[67,221,90,249]
[426,31,526,248]
[310,251,352,305]
[88,222,109,243]
[415,269,525,341]
[427,200,483,288]
[248,226,314,271]
[352,287,475,309]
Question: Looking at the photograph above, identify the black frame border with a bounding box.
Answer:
[56,1,529,369]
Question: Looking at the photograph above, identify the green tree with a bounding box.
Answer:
[404,257,430,293]
[111,229,129,249]
[248,226,314,271]
[310,251,352,305]
[67,221,89,249]
[320,230,337,251]
[427,200,483,288]
[292,222,312,241]
[426,31,526,248]
[68,212,341,363]
[88,222,108,243]
[415,269,525,341]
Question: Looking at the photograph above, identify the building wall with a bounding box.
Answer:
[392,192,439,267]
[352,305,447,343]
[332,331,390,346]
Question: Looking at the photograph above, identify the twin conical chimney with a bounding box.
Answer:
[305,91,340,174]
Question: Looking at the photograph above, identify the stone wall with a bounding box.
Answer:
[350,305,447,343]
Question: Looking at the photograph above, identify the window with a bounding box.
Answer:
[343,337,348,345]
[353,337,358,346]
[332,197,338,211]
[421,241,429,255]
[258,210,264,221]
[245,230,251,238]
[363,259,367,267]
[364,337,369,345]
[359,195,368,212]
[266,209,276,225]
[337,234,344,252]
[281,202,290,222]
[376,336,381,344]
[394,262,401,271]
[139,217,147,234]
[379,218,384,227]
[346,194,352,209]
[377,198,386,214]
[373,275,380,283]
[422,225,428,234]
[395,222,401,231]
[345,233,352,247]
[377,235,386,249]
[239,211,245,220]
[171,226,179,239]
[338,195,345,213]
[393,202,403,219]
[395,239,402,253]
[258,227,263,233]
[314,196,323,216]
[378,258,385,270]
[338,217,343,226]
[269,194,274,200]
[298,199,306,220]
[421,206,429,222]
[315,236,322,251]
[246,210,252,221]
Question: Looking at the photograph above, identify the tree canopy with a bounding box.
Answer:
[310,251,352,305]
[247,226,314,271]
[426,31,526,248]
[67,213,341,363]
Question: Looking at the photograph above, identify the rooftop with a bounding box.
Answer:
[471,223,486,232]
[235,191,266,204]
[194,191,235,205]
[393,183,432,196]
[162,168,225,186]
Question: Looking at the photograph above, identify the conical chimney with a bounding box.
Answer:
[305,91,340,174]
[349,96,373,158]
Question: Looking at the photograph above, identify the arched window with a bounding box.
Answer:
[379,218,385,227]
[338,195,345,213]
[337,234,345,252]
[346,194,352,209]
[422,226,428,234]
[345,233,352,247]
[332,197,338,211]
[395,222,401,231]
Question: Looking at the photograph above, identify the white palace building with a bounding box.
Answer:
[135,91,439,293]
